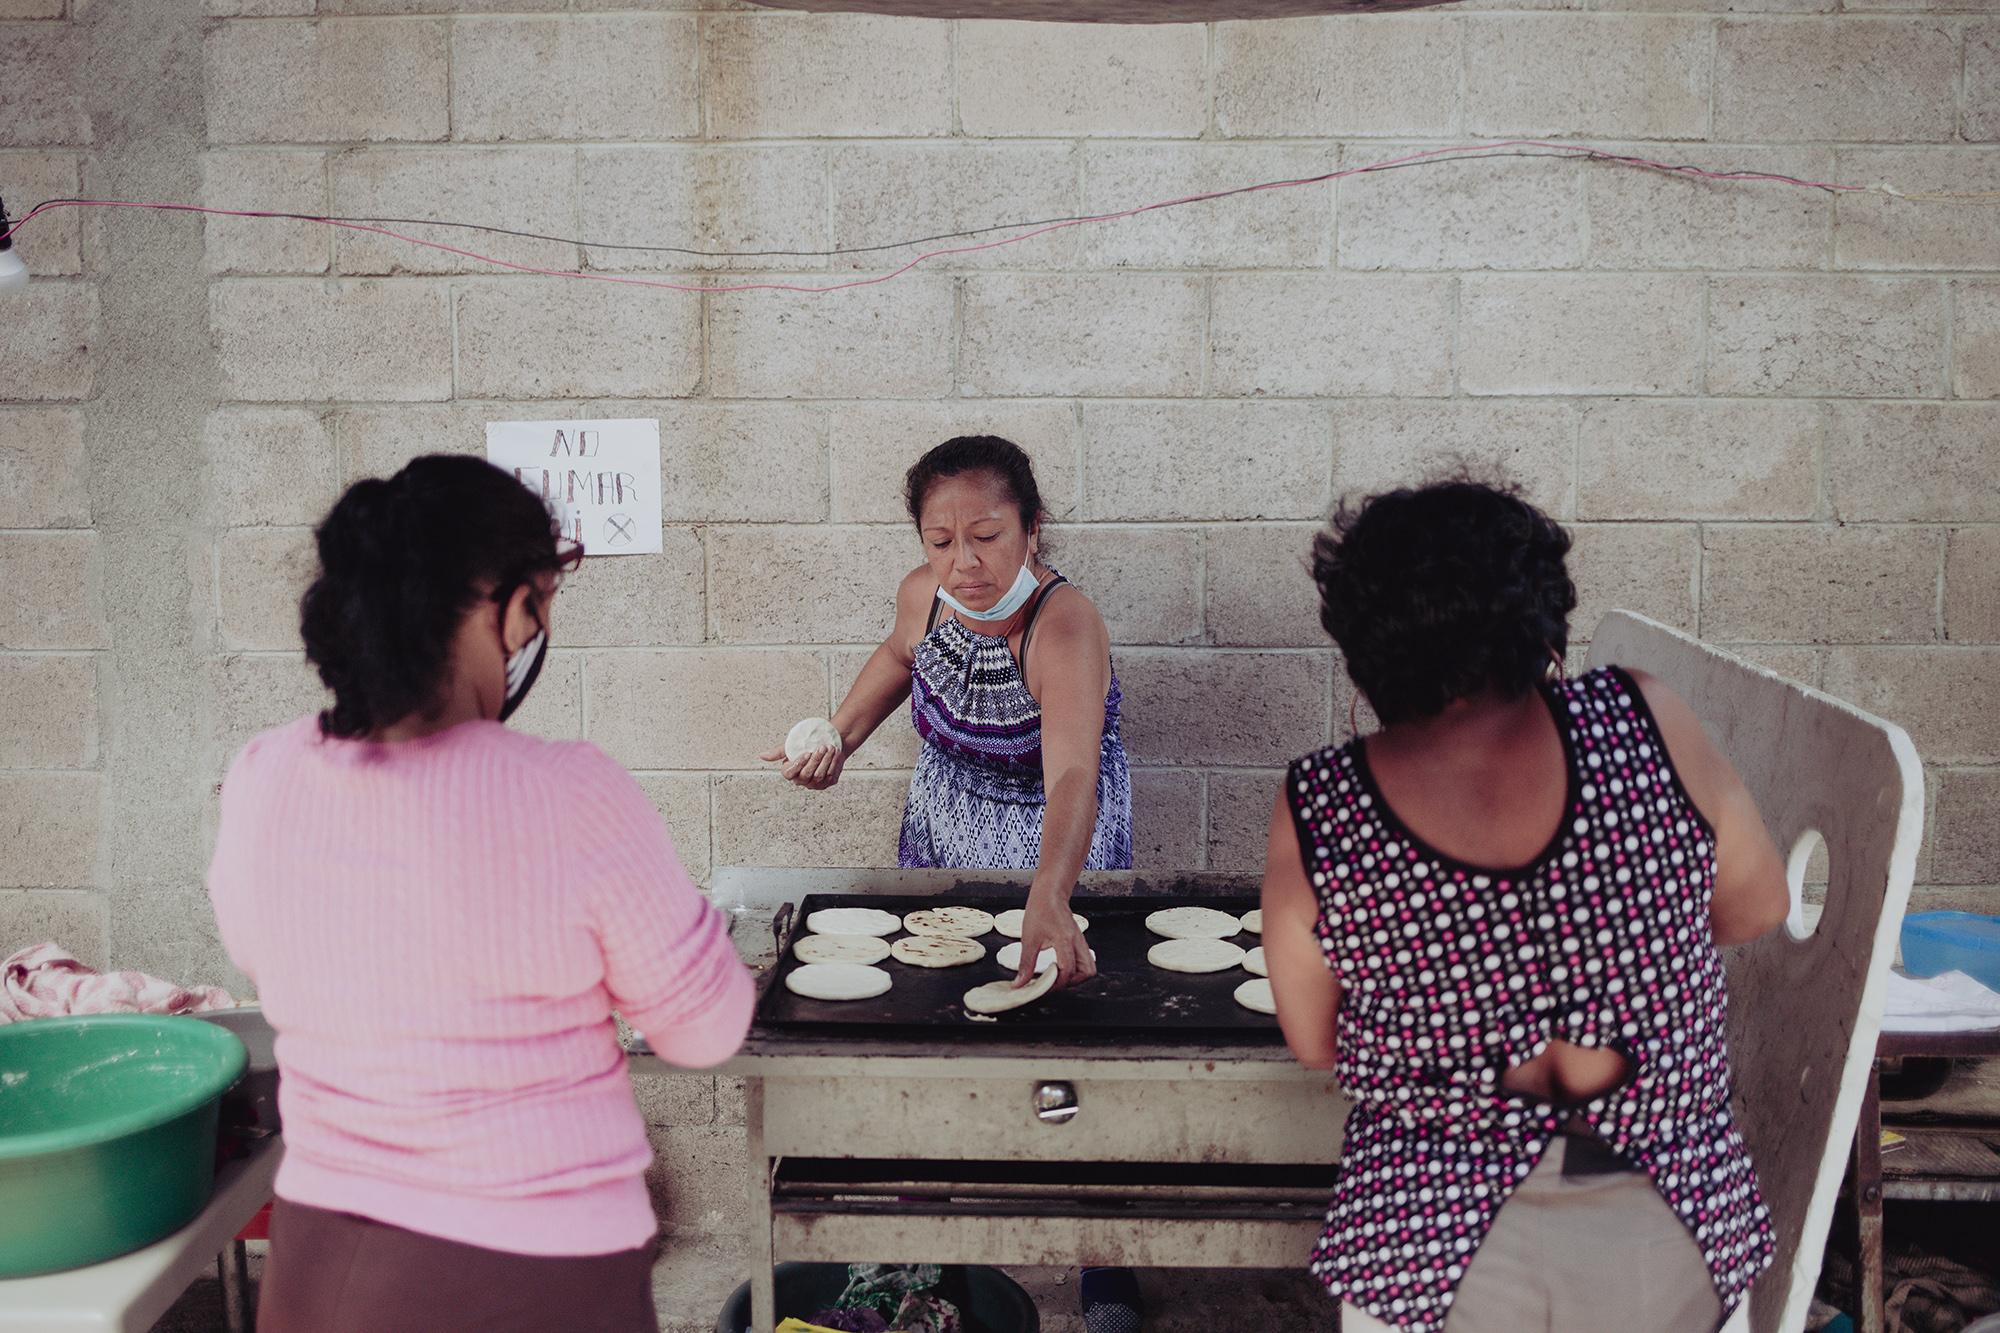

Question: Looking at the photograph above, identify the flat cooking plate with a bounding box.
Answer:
[757,892,1284,1043]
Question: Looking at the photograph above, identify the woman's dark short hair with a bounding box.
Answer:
[300,455,570,739]
[903,435,1046,535]
[1312,479,1577,726]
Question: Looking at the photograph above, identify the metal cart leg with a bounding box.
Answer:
[747,1078,776,1333]
[219,1238,254,1333]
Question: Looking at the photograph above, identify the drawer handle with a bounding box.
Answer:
[1035,1081,1079,1125]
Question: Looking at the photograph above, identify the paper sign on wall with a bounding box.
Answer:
[485,418,662,557]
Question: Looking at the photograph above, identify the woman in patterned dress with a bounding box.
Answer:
[763,434,1132,989]
[1260,480,1789,1333]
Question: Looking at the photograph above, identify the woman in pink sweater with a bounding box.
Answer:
[207,456,754,1332]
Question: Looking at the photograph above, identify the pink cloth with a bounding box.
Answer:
[0,943,237,1023]
[206,716,754,1258]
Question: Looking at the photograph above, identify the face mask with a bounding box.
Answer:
[497,617,548,724]
[937,563,1039,623]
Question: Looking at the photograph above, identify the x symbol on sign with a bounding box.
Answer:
[605,514,636,546]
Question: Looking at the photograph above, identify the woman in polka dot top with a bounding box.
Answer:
[1259,480,1790,1333]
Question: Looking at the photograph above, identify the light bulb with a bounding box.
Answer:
[0,245,26,292]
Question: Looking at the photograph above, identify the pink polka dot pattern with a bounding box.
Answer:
[1286,667,1775,1332]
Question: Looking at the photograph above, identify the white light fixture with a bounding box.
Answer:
[0,195,27,293]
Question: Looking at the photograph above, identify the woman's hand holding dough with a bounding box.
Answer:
[759,721,846,790]
[1014,887,1095,991]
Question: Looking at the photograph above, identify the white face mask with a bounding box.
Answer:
[937,563,1039,623]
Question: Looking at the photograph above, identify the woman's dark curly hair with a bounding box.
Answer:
[1313,478,1577,727]
[300,455,572,739]
[903,435,1047,539]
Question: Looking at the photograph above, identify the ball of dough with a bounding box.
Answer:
[784,717,842,762]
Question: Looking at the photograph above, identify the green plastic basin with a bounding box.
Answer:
[0,1013,248,1277]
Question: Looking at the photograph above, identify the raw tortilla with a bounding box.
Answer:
[1242,946,1268,977]
[1233,977,1278,1015]
[890,935,984,968]
[901,906,995,939]
[993,909,1089,939]
[1147,938,1246,974]
[794,933,892,966]
[785,962,892,1002]
[1239,909,1263,934]
[963,966,1058,1015]
[805,907,902,938]
[995,942,1095,972]
[1144,906,1242,941]
[784,717,842,761]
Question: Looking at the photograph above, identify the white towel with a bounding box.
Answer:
[1882,968,2000,1034]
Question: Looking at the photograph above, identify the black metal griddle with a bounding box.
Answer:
[756,891,1282,1043]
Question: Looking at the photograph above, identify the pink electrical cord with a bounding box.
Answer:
[0,140,1890,298]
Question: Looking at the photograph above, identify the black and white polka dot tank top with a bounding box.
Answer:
[1286,666,1775,1333]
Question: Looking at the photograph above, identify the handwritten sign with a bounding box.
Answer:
[485,418,662,557]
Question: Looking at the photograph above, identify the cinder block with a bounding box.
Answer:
[207,0,315,14]
[1578,400,1821,520]
[0,774,99,887]
[331,147,576,276]
[630,1069,715,1127]
[1583,144,1832,270]
[711,773,908,868]
[703,15,951,139]
[827,402,1078,525]
[0,0,66,16]
[0,285,98,401]
[1566,523,1698,637]
[645,1125,749,1236]
[1721,646,1822,688]
[707,526,908,645]
[206,653,328,773]
[454,280,701,400]
[1207,770,1283,873]
[1946,527,2000,644]
[1970,24,1999,141]
[321,0,568,10]
[1828,404,2000,521]
[1131,769,1204,870]
[1,152,82,274]
[1339,146,1584,271]
[1204,523,1323,649]
[0,27,87,146]
[631,774,712,886]
[0,533,107,649]
[1211,276,1453,397]
[1331,400,1576,516]
[1715,18,1958,142]
[1460,275,1702,396]
[585,649,824,770]
[0,656,97,768]
[1080,402,1329,522]
[213,280,452,402]
[828,647,921,771]
[647,402,825,522]
[1836,149,2000,272]
[204,408,337,527]
[1704,278,1952,400]
[959,22,1206,138]
[961,275,1205,398]
[0,407,89,528]
[1046,526,1202,647]
[580,146,827,273]
[552,532,704,648]
[217,527,315,652]
[1701,525,1940,644]
[1082,143,1333,271]
[1463,15,1711,138]
[1824,647,2000,764]
[1213,16,1462,138]
[708,274,953,399]
[335,402,540,481]
[0,891,107,967]
[202,151,328,276]
[452,15,699,142]
[831,143,1080,271]
[206,20,449,144]
[714,1075,747,1128]
[1954,281,2000,399]
[1930,768,2000,884]
[1116,650,1329,767]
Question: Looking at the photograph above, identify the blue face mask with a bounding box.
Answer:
[937,563,1039,623]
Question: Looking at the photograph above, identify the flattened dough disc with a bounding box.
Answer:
[963,966,1058,1015]
[794,934,892,965]
[1234,977,1278,1015]
[891,935,985,968]
[805,907,901,938]
[1145,906,1242,940]
[1239,909,1263,934]
[785,963,892,1002]
[993,909,1089,939]
[1242,945,1269,977]
[784,717,841,761]
[902,906,995,939]
[1147,937,1247,974]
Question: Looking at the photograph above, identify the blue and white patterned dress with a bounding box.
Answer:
[898,573,1133,870]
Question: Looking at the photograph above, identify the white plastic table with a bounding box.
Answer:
[0,1135,281,1332]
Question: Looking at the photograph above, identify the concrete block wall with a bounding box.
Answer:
[3,0,1998,1251]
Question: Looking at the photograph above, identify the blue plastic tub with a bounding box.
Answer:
[1900,912,2000,992]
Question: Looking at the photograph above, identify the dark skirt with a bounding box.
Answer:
[259,1199,660,1333]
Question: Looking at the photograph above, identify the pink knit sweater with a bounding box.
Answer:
[206,716,754,1256]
